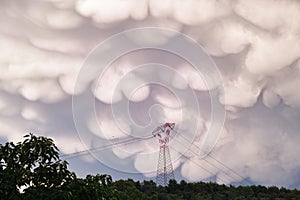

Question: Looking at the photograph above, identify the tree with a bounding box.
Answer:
[64,174,119,200]
[0,133,119,200]
[0,133,73,199]
[2,134,300,199]
[114,179,147,200]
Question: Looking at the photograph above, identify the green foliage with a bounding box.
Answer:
[0,133,73,199]
[0,133,118,200]
[1,133,300,200]
[64,174,119,200]
[115,179,300,200]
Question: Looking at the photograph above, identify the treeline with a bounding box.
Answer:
[1,134,300,200]
[0,134,118,200]
[114,179,300,200]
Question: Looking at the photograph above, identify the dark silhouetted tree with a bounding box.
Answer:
[0,133,73,199]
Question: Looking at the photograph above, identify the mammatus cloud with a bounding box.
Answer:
[1,0,300,188]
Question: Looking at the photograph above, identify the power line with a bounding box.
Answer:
[170,146,230,184]
[172,129,251,185]
[60,136,152,160]
[156,124,241,184]
[170,135,235,184]
[59,126,251,185]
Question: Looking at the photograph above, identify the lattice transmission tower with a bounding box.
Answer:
[152,123,175,186]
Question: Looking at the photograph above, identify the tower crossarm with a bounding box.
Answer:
[152,123,175,186]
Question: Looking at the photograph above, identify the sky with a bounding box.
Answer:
[1,0,300,189]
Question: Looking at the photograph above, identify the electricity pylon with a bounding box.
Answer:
[152,123,175,186]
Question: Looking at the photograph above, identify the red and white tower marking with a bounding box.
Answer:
[152,123,175,186]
